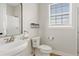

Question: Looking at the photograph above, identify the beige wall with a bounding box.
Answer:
[39,3,77,55]
[77,6,79,53]
[23,3,39,38]
[23,3,39,54]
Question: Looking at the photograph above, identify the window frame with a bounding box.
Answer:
[48,3,72,28]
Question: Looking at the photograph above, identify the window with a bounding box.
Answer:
[49,3,72,27]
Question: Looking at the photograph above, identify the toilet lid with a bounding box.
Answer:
[39,45,52,51]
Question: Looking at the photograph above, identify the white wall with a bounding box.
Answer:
[23,3,39,38]
[23,3,39,54]
[39,3,77,55]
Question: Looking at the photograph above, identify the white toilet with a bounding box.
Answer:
[32,36,52,55]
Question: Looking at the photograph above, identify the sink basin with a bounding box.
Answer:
[0,37,10,45]
[0,39,30,56]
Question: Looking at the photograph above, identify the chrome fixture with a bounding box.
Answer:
[9,35,15,42]
[4,35,15,43]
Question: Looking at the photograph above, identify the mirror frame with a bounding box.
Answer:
[0,3,23,37]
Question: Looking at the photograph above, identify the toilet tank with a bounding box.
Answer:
[32,37,40,48]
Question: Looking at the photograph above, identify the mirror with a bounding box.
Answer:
[0,3,22,36]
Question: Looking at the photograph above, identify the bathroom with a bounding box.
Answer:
[0,3,78,56]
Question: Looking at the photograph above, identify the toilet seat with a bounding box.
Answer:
[38,45,52,53]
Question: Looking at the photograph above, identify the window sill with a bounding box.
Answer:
[48,25,73,29]
[49,26,72,27]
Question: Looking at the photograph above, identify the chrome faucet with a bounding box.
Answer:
[4,38,10,43]
[4,35,15,43]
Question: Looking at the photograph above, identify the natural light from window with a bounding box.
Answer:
[49,3,72,27]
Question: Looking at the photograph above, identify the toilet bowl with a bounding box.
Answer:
[32,37,52,54]
[38,45,52,53]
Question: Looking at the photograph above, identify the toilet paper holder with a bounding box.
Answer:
[48,37,54,40]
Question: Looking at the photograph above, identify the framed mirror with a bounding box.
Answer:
[0,3,23,36]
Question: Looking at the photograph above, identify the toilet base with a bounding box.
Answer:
[35,51,50,56]
[32,48,72,56]
[34,48,50,56]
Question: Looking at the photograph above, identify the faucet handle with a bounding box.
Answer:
[11,35,14,39]
[4,38,9,43]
